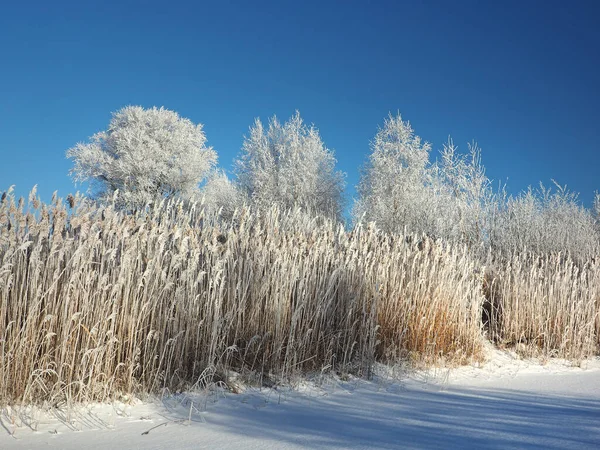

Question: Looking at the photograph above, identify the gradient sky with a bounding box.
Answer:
[1,0,599,212]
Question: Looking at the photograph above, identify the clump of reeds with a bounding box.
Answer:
[484,252,600,360]
[0,188,488,406]
[368,234,484,366]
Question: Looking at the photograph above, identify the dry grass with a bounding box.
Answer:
[373,236,484,366]
[2,189,598,408]
[484,252,600,360]
[0,189,489,406]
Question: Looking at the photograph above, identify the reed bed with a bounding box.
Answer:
[373,236,484,365]
[484,252,600,360]
[0,189,486,406]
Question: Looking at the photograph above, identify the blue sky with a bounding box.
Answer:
[1,0,599,211]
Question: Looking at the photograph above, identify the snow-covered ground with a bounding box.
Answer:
[3,347,600,449]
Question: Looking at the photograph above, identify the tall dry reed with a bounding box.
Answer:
[0,189,485,406]
[484,252,600,360]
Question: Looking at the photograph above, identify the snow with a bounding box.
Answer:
[3,348,600,449]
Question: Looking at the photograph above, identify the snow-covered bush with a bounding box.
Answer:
[199,169,246,219]
[67,106,217,210]
[235,112,345,221]
[489,182,598,261]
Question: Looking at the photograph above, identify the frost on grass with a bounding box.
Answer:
[0,190,485,407]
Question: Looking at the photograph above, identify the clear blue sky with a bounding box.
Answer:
[1,0,599,210]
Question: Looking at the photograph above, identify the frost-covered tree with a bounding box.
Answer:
[354,113,438,235]
[67,106,217,210]
[354,114,493,247]
[235,112,345,221]
[199,169,246,219]
[434,139,493,246]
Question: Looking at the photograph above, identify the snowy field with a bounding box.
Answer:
[2,347,600,450]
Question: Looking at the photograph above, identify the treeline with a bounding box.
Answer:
[66,106,600,261]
